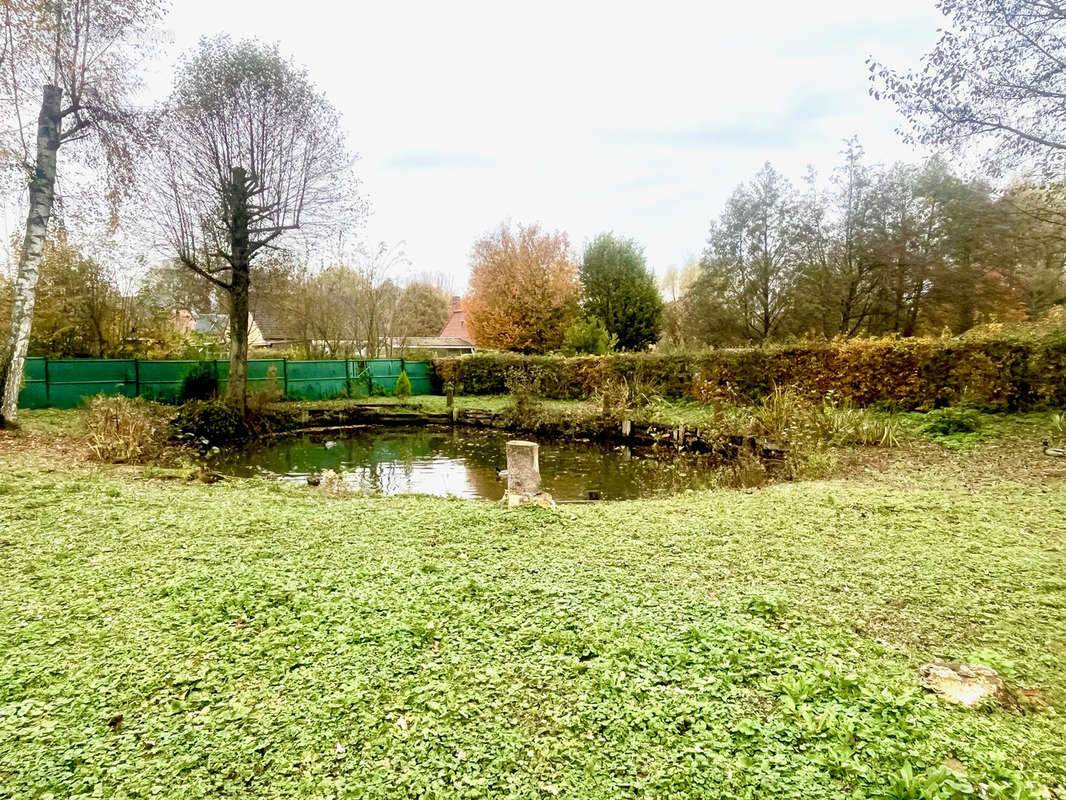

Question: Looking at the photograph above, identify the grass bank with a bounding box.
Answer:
[0,433,1064,797]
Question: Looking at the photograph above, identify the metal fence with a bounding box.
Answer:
[18,357,435,409]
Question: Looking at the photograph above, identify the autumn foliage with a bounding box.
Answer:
[465,223,579,353]
[435,316,1066,411]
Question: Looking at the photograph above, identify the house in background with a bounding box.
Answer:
[248,301,298,349]
[380,297,475,357]
[171,295,476,357]
[387,336,475,357]
[440,296,474,348]
[171,309,267,347]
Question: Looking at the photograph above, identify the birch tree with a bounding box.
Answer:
[152,37,357,412]
[0,0,164,425]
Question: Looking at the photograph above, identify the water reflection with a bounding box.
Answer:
[214,426,727,501]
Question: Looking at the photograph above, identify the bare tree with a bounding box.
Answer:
[869,0,1066,178]
[354,243,407,358]
[152,36,358,411]
[292,264,367,358]
[0,0,164,424]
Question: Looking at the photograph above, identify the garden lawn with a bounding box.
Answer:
[0,463,1064,798]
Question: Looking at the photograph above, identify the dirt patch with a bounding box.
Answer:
[0,428,92,468]
[838,434,1066,489]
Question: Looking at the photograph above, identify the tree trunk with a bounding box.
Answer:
[0,85,62,425]
[226,167,250,414]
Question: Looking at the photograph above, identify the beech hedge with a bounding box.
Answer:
[433,334,1066,410]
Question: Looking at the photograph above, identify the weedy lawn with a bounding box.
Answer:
[0,450,1064,799]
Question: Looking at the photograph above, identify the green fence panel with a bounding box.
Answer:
[366,359,404,394]
[286,360,348,400]
[217,359,285,395]
[138,360,202,403]
[17,357,48,409]
[346,361,371,398]
[18,357,435,409]
[45,359,136,408]
[402,360,434,395]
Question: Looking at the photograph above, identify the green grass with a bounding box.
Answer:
[0,464,1064,798]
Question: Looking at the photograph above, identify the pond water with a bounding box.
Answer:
[214,426,727,501]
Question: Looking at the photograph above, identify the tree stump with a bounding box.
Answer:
[506,440,541,496]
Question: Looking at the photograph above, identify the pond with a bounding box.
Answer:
[213,426,731,501]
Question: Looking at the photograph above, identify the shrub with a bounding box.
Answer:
[1052,412,1065,436]
[596,376,631,418]
[81,395,170,463]
[179,362,219,403]
[917,407,988,450]
[246,365,284,416]
[395,370,412,402]
[433,332,1066,410]
[501,373,545,428]
[920,408,982,436]
[170,400,249,446]
[562,316,616,355]
[752,386,808,443]
[788,446,839,481]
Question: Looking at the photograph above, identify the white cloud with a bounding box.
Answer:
[149,0,944,289]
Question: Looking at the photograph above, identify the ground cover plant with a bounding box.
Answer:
[0,408,1065,798]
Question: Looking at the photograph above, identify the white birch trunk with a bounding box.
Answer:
[0,85,62,424]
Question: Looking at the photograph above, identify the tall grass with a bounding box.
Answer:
[752,387,901,447]
[821,404,903,447]
[81,396,170,463]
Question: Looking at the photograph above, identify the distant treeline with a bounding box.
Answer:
[664,145,1066,347]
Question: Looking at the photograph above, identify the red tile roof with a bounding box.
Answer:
[440,296,470,342]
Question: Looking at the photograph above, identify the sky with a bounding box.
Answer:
[126,1,944,290]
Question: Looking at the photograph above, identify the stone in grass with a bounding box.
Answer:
[919,659,1008,707]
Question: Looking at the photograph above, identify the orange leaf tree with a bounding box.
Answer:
[465,223,579,353]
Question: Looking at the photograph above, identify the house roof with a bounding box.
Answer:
[249,302,292,343]
[440,296,469,339]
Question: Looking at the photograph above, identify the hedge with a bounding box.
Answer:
[433,334,1066,411]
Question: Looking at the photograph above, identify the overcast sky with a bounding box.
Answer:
[147,0,943,291]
